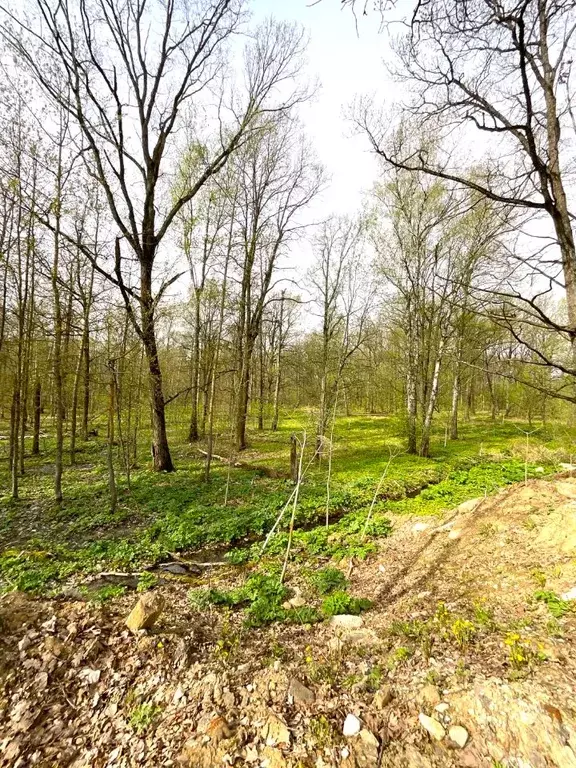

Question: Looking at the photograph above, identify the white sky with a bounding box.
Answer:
[250,0,397,220]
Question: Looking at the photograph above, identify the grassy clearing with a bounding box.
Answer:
[0,413,570,594]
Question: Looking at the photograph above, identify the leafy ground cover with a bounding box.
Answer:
[0,413,570,594]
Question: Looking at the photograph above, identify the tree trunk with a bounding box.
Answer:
[82,334,90,441]
[449,370,460,440]
[406,364,417,455]
[107,364,117,512]
[32,379,41,455]
[258,334,265,431]
[10,387,20,499]
[70,336,85,465]
[140,262,174,472]
[235,338,253,452]
[420,340,445,458]
[188,288,201,443]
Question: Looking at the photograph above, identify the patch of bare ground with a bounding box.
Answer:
[1,475,576,767]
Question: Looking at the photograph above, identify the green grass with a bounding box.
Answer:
[0,412,569,593]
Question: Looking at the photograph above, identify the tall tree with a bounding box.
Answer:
[2,2,310,470]
[233,116,322,451]
[357,0,576,373]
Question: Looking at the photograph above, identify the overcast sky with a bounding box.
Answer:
[250,0,398,220]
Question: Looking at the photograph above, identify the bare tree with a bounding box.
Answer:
[357,0,576,373]
[1,2,310,470]
[232,116,323,451]
[310,216,373,457]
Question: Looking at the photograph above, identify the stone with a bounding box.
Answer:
[343,713,362,737]
[448,725,469,748]
[125,593,164,632]
[330,614,364,630]
[561,586,576,601]
[287,678,315,706]
[555,482,576,499]
[260,746,288,768]
[373,685,393,709]
[435,703,450,714]
[403,745,433,767]
[456,498,482,514]
[262,715,290,746]
[448,529,462,540]
[419,713,446,741]
[329,628,380,653]
[413,522,430,532]
[352,729,380,766]
[418,684,441,708]
[282,595,306,609]
[205,715,234,743]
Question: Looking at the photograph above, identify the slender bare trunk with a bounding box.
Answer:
[420,339,445,458]
[32,379,41,455]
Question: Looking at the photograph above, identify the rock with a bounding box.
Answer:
[262,715,290,746]
[282,594,306,610]
[413,522,430,532]
[352,729,380,766]
[448,529,462,540]
[403,745,433,767]
[125,593,164,632]
[330,614,364,630]
[419,713,446,741]
[559,463,576,471]
[373,685,393,709]
[343,713,362,736]
[287,678,315,706]
[555,482,576,499]
[561,586,576,601]
[329,628,380,653]
[448,725,469,748]
[456,498,482,514]
[205,715,234,743]
[260,746,287,768]
[435,703,450,714]
[418,684,441,708]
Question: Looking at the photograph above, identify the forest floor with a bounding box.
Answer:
[1,416,576,766]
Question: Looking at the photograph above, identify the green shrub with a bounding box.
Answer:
[310,567,347,595]
[321,590,372,617]
[534,590,572,618]
[129,702,162,734]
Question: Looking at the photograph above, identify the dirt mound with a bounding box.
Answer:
[1,476,576,768]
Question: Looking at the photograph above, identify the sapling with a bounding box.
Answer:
[281,431,307,584]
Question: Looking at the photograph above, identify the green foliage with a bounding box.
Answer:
[534,590,572,618]
[320,591,372,617]
[91,584,126,603]
[504,632,546,670]
[389,646,412,666]
[0,415,562,596]
[137,572,158,592]
[309,567,347,595]
[308,715,337,748]
[365,665,384,692]
[129,703,162,734]
[450,618,477,648]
